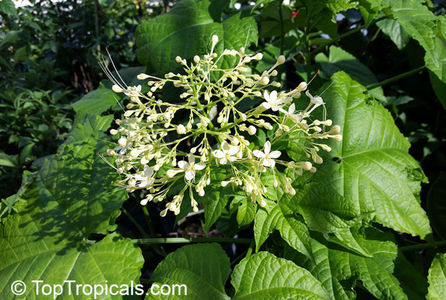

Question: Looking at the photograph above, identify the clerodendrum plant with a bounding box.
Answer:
[104,35,342,217]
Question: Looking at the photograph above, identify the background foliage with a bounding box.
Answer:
[1,0,446,299]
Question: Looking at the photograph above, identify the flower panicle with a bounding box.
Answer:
[103,35,341,216]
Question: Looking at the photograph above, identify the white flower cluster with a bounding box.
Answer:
[103,35,342,216]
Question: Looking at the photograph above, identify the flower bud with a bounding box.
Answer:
[333,135,343,141]
[247,125,257,135]
[112,84,123,93]
[176,124,186,134]
[329,125,341,134]
[118,137,127,147]
[296,81,307,92]
[212,35,219,44]
[137,73,150,80]
[260,77,270,85]
[277,55,286,65]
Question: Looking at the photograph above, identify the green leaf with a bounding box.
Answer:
[147,243,231,299]
[427,173,446,240]
[394,252,428,299]
[427,253,446,300]
[201,177,230,232]
[13,120,128,241]
[231,251,329,299]
[301,0,358,16]
[255,199,366,298]
[0,0,16,16]
[135,0,257,75]
[315,46,385,102]
[71,88,119,120]
[67,114,114,144]
[0,204,144,300]
[291,72,431,239]
[376,19,410,50]
[234,195,257,227]
[382,0,446,82]
[0,151,16,167]
[329,231,407,299]
[429,71,446,109]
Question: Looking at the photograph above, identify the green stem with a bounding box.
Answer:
[122,208,149,237]
[133,237,252,244]
[400,240,446,252]
[366,65,425,90]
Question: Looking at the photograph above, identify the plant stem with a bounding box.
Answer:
[400,240,446,252]
[366,65,426,90]
[122,208,149,237]
[133,237,252,244]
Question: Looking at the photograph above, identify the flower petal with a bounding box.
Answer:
[228,145,239,156]
[269,150,281,159]
[264,141,271,154]
[253,150,265,158]
[262,102,271,110]
[213,150,224,158]
[178,160,189,169]
[270,90,278,101]
[185,170,195,181]
[194,162,206,171]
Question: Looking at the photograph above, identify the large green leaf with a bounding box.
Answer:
[315,46,385,102]
[231,251,330,299]
[376,18,410,50]
[328,230,407,299]
[0,0,16,16]
[255,199,366,299]
[135,0,257,75]
[147,243,231,300]
[382,0,446,83]
[427,253,446,300]
[71,88,118,120]
[13,117,127,242]
[429,72,446,110]
[290,72,431,239]
[0,205,144,300]
[301,0,358,16]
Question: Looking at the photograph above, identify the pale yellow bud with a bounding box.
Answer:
[118,137,127,147]
[212,34,219,45]
[137,73,150,80]
[296,81,307,92]
[277,55,286,65]
[112,84,123,93]
[247,125,257,135]
[176,124,186,134]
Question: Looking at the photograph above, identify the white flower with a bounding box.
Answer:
[177,154,206,181]
[213,141,239,164]
[253,141,281,167]
[280,103,302,122]
[130,166,155,188]
[262,90,287,111]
